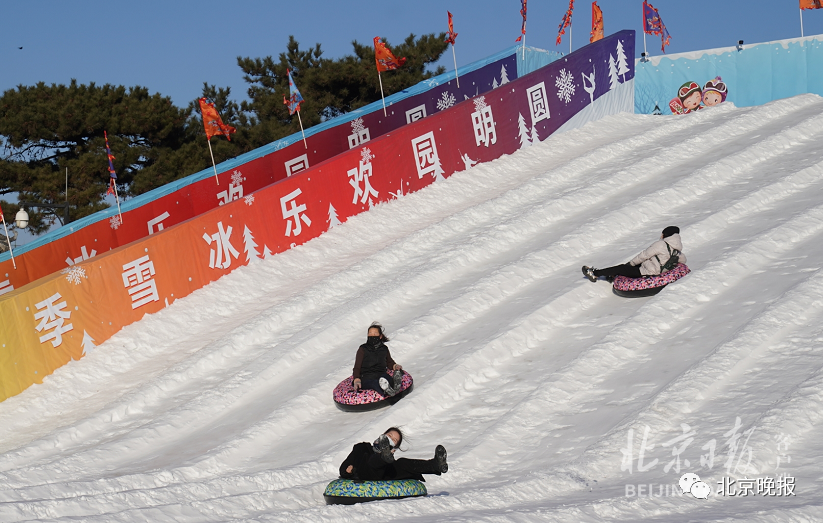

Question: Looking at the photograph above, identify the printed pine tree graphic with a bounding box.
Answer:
[328,203,342,228]
[616,40,630,82]
[242,225,262,262]
[432,157,446,182]
[81,330,96,357]
[263,245,273,259]
[517,113,532,148]
[530,123,540,145]
[500,64,510,84]
[608,54,620,91]
[492,78,499,89]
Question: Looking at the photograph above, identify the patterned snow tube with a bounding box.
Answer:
[323,478,427,505]
[333,371,414,412]
[612,264,690,298]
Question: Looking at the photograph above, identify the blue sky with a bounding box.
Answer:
[2,1,821,107]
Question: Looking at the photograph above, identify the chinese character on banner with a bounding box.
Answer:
[661,423,696,473]
[526,82,551,124]
[471,97,497,147]
[411,132,443,180]
[217,182,243,205]
[285,155,309,177]
[348,118,371,149]
[203,221,240,269]
[280,189,312,236]
[348,148,379,204]
[34,292,73,347]
[121,255,160,309]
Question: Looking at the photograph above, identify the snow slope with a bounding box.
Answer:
[2,95,823,522]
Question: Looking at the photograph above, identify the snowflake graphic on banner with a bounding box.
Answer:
[352,117,366,134]
[473,96,488,112]
[61,266,87,285]
[361,147,375,164]
[436,91,456,111]
[555,68,576,104]
[231,170,245,186]
[110,215,122,230]
[244,194,255,206]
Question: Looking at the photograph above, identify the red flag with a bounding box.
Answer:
[515,0,527,42]
[445,11,458,45]
[374,37,406,72]
[801,0,822,8]
[590,2,604,43]
[198,98,236,141]
[557,0,575,45]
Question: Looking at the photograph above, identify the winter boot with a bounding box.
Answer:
[582,266,597,282]
[379,377,397,397]
[392,369,404,392]
[374,434,395,463]
[434,445,448,474]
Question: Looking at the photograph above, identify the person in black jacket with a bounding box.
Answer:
[339,427,448,481]
[352,323,404,397]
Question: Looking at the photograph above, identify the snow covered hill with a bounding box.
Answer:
[2,95,823,522]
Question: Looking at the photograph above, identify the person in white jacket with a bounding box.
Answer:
[582,226,687,282]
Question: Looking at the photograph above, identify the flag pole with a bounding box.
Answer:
[451,44,460,88]
[1,214,16,270]
[800,8,805,37]
[570,23,572,54]
[206,137,220,184]
[113,183,123,223]
[522,27,526,60]
[378,71,387,116]
[643,32,648,58]
[296,110,308,149]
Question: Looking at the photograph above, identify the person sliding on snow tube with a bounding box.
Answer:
[582,226,687,282]
[352,322,404,398]
[339,427,449,481]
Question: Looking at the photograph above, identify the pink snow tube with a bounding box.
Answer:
[333,370,414,412]
[612,264,690,297]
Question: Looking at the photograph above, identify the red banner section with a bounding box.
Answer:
[0,32,634,401]
[0,53,519,293]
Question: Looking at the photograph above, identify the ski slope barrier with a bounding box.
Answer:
[635,33,823,114]
[0,31,634,402]
[0,46,564,293]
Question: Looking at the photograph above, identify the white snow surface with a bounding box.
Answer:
[3,95,823,522]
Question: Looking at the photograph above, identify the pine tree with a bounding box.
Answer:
[616,40,630,82]
[608,54,620,91]
[517,113,532,148]
[500,65,510,84]
[242,225,261,262]
[492,78,499,89]
[432,157,446,181]
[81,330,96,356]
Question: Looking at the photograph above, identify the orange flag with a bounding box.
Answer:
[801,0,822,8]
[374,37,407,73]
[198,98,236,141]
[590,2,604,43]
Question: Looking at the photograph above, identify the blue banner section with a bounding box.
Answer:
[635,34,823,114]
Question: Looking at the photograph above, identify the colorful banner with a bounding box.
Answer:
[642,1,671,53]
[0,53,520,294]
[634,33,823,114]
[0,32,635,402]
[800,0,822,9]
[199,98,236,140]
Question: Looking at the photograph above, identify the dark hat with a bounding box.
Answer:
[662,226,680,238]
